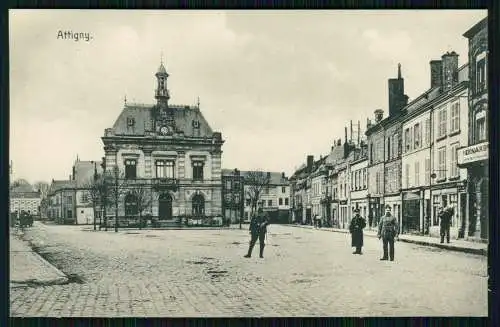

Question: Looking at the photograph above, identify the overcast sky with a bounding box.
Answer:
[9,10,486,184]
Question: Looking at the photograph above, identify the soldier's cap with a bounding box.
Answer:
[385,205,392,211]
[353,208,360,213]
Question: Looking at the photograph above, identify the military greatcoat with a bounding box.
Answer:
[349,215,366,247]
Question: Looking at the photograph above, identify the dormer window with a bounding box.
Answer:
[127,117,135,127]
[192,120,200,129]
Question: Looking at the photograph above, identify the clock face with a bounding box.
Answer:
[160,126,169,135]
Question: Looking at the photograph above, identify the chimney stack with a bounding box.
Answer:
[374,109,384,123]
[307,155,314,172]
[430,60,443,88]
[357,120,360,145]
[388,63,407,116]
[344,127,348,144]
[337,139,342,146]
[441,51,459,92]
[367,118,372,129]
[350,120,353,143]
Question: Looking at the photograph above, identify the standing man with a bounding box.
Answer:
[349,208,366,254]
[244,207,269,258]
[377,205,399,261]
[440,206,453,243]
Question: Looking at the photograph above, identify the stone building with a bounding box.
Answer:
[400,86,441,235]
[429,57,469,239]
[458,17,489,240]
[72,158,104,225]
[366,110,386,227]
[47,180,76,224]
[349,144,368,220]
[10,184,41,217]
[100,62,224,226]
[221,169,244,224]
[366,65,408,228]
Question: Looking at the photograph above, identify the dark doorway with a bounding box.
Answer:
[402,200,420,234]
[159,193,173,220]
[192,194,205,218]
[306,208,312,225]
[459,193,467,238]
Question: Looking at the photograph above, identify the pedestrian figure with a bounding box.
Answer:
[377,205,399,261]
[244,207,269,258]
[349,208,366,254]
[439,206,453,243]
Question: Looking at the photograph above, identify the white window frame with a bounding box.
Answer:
[450,101,460,134]
[438,108,447,138]
[437,146,447,180]
[414,161,420,186]
[450,142,460,178]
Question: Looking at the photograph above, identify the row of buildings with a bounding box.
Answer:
[41,61,290,226]
[289,18,488,241]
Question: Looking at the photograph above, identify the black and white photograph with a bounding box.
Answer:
[9,9,489,317]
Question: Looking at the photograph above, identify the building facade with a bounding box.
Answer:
[366,111,386,228]
[458,18,489,240]
[10,184,41,217]
[429,57,469,239]
[221,169,244,224]
[100,63,224,226]
[349,146,368,220]
[47,180,76,224]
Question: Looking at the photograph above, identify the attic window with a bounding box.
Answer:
[192,120,200,129]
[127,117,135,127]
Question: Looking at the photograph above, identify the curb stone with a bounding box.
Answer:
[10,234,69,285]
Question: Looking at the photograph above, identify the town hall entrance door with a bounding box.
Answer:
[159,193,173,220]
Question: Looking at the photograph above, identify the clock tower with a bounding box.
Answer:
[154,60,175,135]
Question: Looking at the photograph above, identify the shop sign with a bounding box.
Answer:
[457,142,488,166]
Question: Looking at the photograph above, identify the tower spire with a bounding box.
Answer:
[398,63,402,79]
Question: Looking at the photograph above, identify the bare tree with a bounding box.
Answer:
[107,167,129,232]
[129,185,155,229]
[244,170,271,226]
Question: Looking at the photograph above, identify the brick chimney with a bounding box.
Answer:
[430,60,443,88]
[374,109,384,123]
[388,63,408,116]
[307,155,314,172]
[441,51,459,92]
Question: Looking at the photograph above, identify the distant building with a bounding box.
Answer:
[71,158,104,225]
[221,168,244,224]
[239,170,290,224]
[100,62,224,227]
[10,184,41,217]
[47,180,76,224]
[458,17,488,240]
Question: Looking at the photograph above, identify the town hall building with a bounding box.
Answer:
[101,62,224,226]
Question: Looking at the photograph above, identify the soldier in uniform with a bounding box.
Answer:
[349,207,366,254]
[244,207,269,258]
[440,206,453,243]
[377,205,399,261]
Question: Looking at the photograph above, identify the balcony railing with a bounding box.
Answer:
[152,177,179,191]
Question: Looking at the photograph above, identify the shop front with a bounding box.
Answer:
[457,142,489,240]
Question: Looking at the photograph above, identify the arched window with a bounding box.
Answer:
[192,194,205,218]
[124,193,138,217]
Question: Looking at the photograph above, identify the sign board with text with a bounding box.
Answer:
[457,142,488,166]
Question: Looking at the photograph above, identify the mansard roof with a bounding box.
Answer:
[73,160,103,188]
[109,103,214,138]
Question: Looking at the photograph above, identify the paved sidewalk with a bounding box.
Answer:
[289,225,487,256]
[10,231,68,286]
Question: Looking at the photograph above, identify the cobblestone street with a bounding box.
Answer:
[10,223,487,317]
